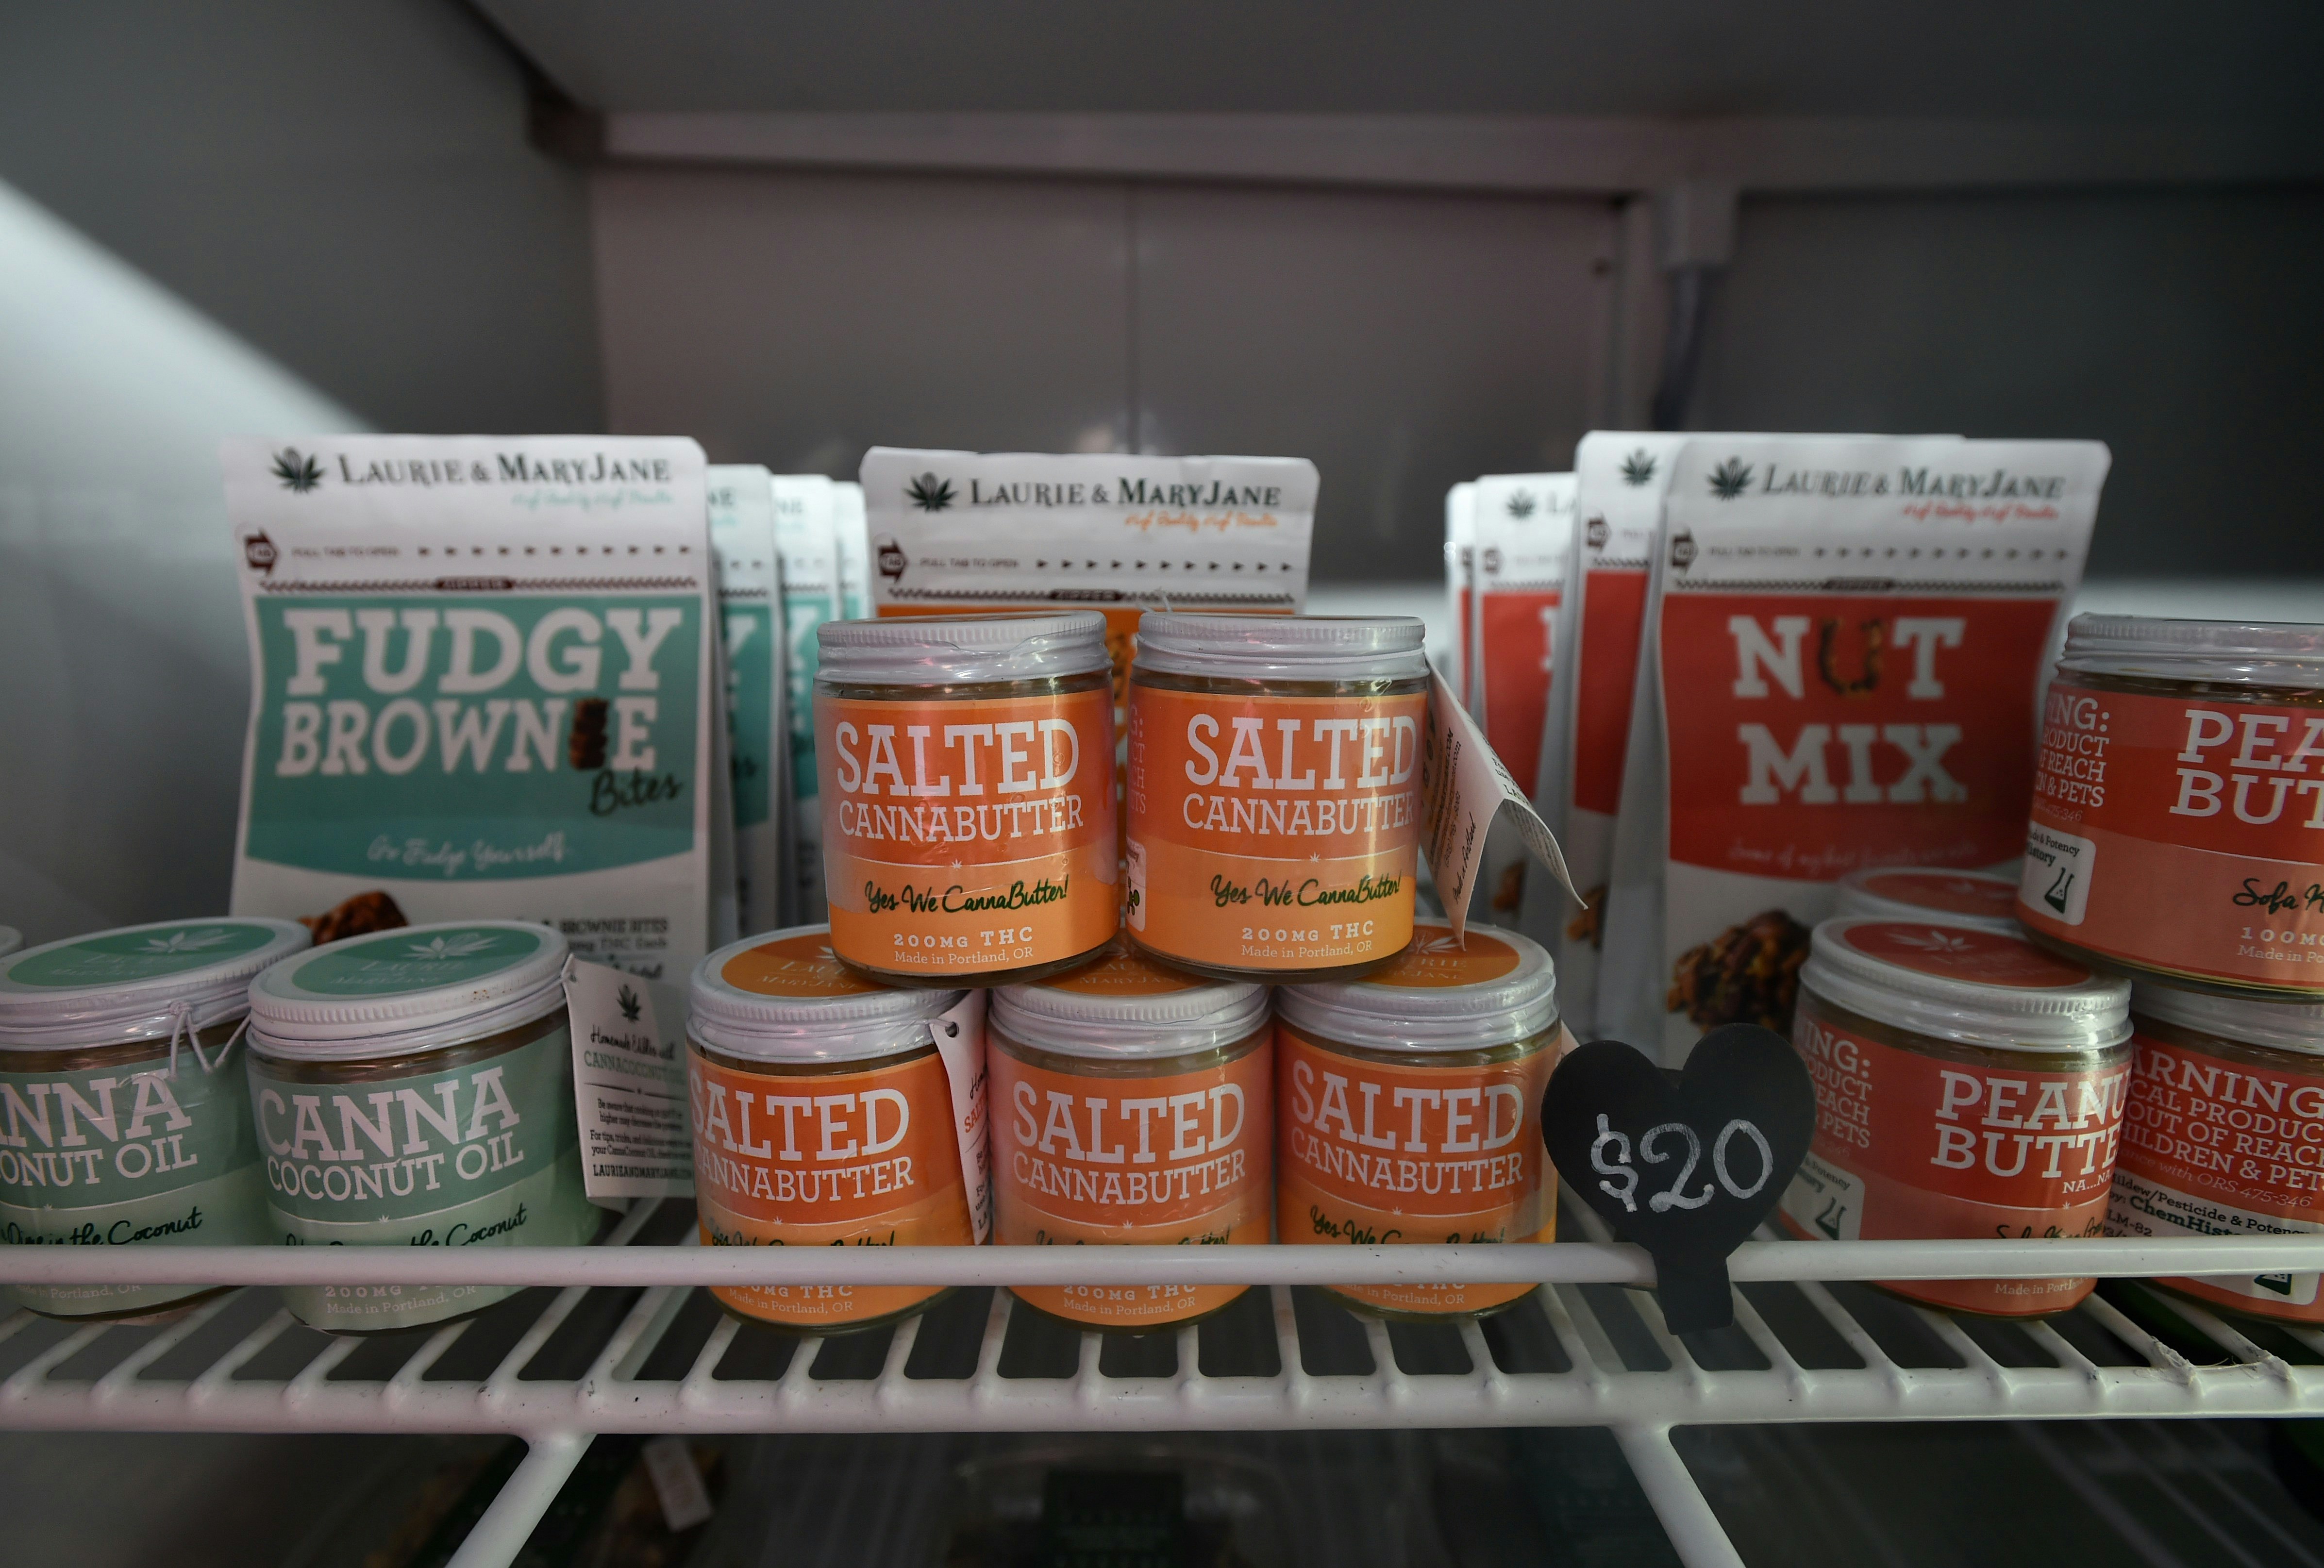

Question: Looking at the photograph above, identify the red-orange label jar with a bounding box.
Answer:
[1834,866,2022,934]
[2108,982,2324,1320]
[2017,615,2324,998]
[1779,917,2132,1317]
[989,945,1271,1329]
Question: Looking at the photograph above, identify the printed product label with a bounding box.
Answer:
[1275,1025,1555,1315]
[818,688,1119,975]
[4,921,282,988]
[688,1047,971,1327]
[1570,568,1652,822]
[249,1027,596,1331]
[0,1043,271,1316]
[723,601,777,834]
[1779,996,2129,1315]
[1478,589,1560,801]
[2018,682,2324,991]
[991,1040,1271,1327]
[1127,686,1425,972]
[2107,1024,2324,1317]
[1857,869,2021,922]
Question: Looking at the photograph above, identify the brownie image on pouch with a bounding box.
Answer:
[568,697,609,770]
[300,890,408,945]
[1668,909,1812,1032]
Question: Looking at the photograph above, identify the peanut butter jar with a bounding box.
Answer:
[1780,917,2132,1318]
[0,918,308,1321]
[814,612,1119,987]
[990,943,1271,1329]
[687,926,980,1332]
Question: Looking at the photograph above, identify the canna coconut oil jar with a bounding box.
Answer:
[989,943,1271,1329]
[1126,613,1430,984]
[1275,919,1561,1320]
[687,926,979,1332]
[0,918,308,1321]
[245,920,599,1334]
[814,612,1119,987]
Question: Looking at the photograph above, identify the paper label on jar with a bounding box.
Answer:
[0,1045,273,1317]
[1779,998,2127,1314]
[990,1039,1271,1327]
[2019,682,2324,991]
[687,1045,972,1326]
[248,1026,598,1331]
[1274,1023,1555,1315]
[816,687,1119,976]
[561,959,694,1203]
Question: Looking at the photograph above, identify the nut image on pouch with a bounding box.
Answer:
[989,943,1271,1329]
[0,918,311,1321]
[1778,918,2132,1318]
[685,926,978,1333]
[245,920,599,1334]
[1275,920,1562,1320]
[1668,909,1812,1031]
[814,613,1119,988]
[1126,613,1430,984]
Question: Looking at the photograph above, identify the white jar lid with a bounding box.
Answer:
[993,944,1268,1059]
[2132,980,2324,1057]
[248,920,568,1062]
[689,925,963,1063]
[1833,867,2022,933]
[1803,918,2129,1053]
[0,917,311,1050]
[1134,613,1430,682]
[816,611,1108,684]
[2059,613,2324,689]
[1277,920,1557,1051]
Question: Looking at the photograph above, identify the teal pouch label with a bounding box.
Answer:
[0,1047,271,1317]
[725,601,776,831]
[250,1027,596,1331]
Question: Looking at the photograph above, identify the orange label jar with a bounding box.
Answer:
[686,926,981,1332]
[989,945,1271,1328]
[1125,613,1430,984]
[2108,983,2324,1321]
[1834,866,2023,933]
[2017,615,2324,998]
[815,613,1118,987]
[1275,920,1561,1320]
[1779,918,2132,1317]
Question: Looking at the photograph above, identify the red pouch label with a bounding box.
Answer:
[2017,682,2324,991]
[1480,589,1560,800]
[1571,567,1650,820]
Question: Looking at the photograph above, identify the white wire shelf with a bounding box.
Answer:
[5,1196,2322,1568]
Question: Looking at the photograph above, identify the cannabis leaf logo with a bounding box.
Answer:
[617,983,642,1023]
[139,928,234,954]
[1621,450,1657,486]
[1505,490,1537,519]
[905,472,956,513]
[270,447,325,493]
[406,932,499,961]
[1708,458,1753,500]
[1890,927,1975,954]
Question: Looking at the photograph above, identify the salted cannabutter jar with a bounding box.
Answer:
[815,612,1119,987]
[687,926,978,1332]
[1275,920,1560,1319]
[2109,983,2324,1320]
[989,944,1271,1328]
[2019,615,2324,998]
[1126,613,1429,984]
[1779,918,2132,1317]
[1834,867,2022,934]
[0,918,308,1320]
[246,921,599,1334]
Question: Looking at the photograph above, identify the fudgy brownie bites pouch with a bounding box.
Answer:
[771,475,839,924]
[1468,473,1575,931]
[1599,438,2108,1065]
[223,437,720,982]
[710,466,786,935]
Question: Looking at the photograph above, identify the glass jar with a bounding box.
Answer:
[0,928,20,960]
[0,917,309,1321]
[2109,982,2324,1321]
[246,920,600,1334]
[1126,613,1430,984]
[989,943,1271,1329]
[1275,919,1561,1320]
[2017,615,2324,999]
[1780,917,2132,1318]
[686,925,980,1333]
[814,612,1119,987]
[1834,866,2022,933]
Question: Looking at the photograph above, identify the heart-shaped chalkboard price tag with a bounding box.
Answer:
[1542,1025,1816,1334]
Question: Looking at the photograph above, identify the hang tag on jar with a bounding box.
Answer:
[933,988,992,1244]
[563,958,695,1204]
[1541,1025,1814,1333]
[1420,669,1583,942]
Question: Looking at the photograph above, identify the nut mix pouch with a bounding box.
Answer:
[1443,480,1477,704]
[224,436,717,981]
[771,475,839,923]
[1598,436,2109,1064]
[709,465,785,934]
